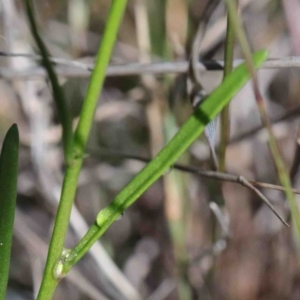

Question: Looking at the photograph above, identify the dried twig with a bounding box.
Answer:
[87,147,290,225]
[87,147,300,195]
[239,176,288,226]
[1,51,300,79]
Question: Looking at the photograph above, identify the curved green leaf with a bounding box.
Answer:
[0,124,19,300]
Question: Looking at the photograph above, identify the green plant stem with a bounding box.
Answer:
[23,0,73,163]
[73,1,127,155]
[63,50,268,271]
[219,0,237,172]
[37,1,128,299]
[37,161,82,299]
[225,0,300,235]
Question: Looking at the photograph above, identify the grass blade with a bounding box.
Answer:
[64,49,269,269]
[0,124,19,300]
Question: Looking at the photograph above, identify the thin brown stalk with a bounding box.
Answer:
[225,0,300,234]
[219,0,237,171]
[87,147,290,225]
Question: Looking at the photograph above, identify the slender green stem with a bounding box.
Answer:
[23,0,73,163]
[36,161,82,299]
[225,0,300,235]
[73,1,128,155]
[63,51,268,271]
[36,1,128,299]
[219,0,237,172]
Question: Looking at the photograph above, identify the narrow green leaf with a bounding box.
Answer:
[0,124,19,300]
[65,50,269,268]
[96,50,269,223]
